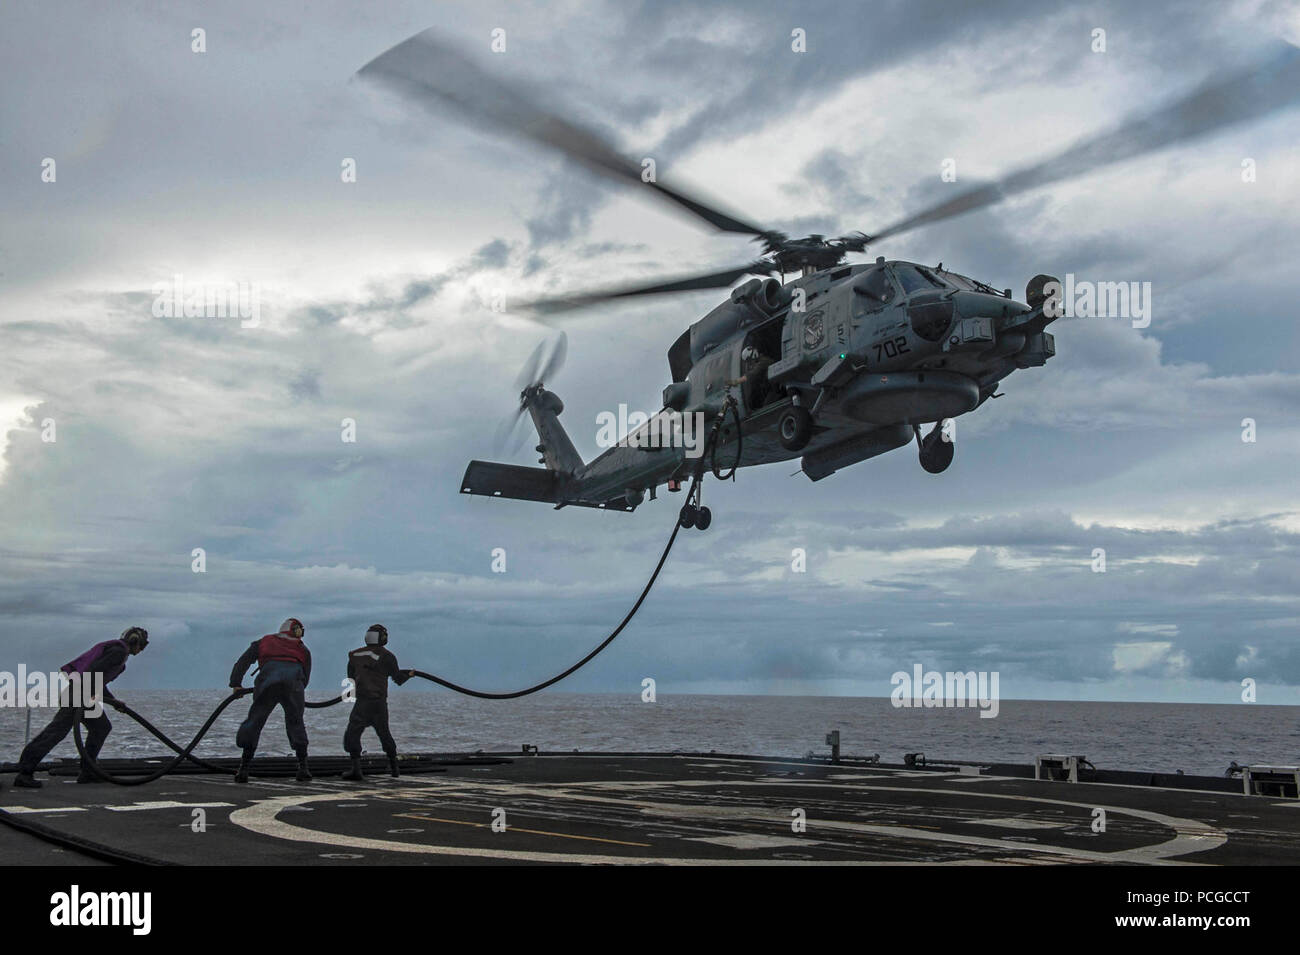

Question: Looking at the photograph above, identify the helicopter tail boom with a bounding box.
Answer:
[461,385,640,511]
[524,387,584,475]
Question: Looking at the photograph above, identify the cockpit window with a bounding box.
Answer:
[853,267,896,312]
[940,271,976,290]
[892,264,945,295]
[937,268,1000,295]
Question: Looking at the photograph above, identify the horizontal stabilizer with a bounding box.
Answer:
[459,461,637,512]
[461,461,559,503]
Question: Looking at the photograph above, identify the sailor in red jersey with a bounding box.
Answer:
[229,618,313,782]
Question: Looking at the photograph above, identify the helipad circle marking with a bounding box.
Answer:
[229,778,1226,865]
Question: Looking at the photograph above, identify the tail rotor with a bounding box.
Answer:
[494,332,567,455]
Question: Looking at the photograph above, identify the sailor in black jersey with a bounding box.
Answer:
[341,624,414,779]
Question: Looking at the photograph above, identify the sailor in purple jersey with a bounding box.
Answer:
[12,627,150,788]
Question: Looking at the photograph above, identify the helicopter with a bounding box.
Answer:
[357,31,1300,529]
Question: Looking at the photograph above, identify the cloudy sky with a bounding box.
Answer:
[2,0,1298,706]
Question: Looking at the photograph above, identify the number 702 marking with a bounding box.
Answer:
[873,336,910,361]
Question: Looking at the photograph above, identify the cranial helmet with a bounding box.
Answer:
[121,626,149,652]
[364,624,388,646]
[279,618,305,640]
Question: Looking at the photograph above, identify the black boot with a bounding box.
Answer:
[13,772,41,789]
[234,749,253,784]
[341,756,364,781]
[295,753,313,782]
[388,755,400,778]
[75,768,100,783]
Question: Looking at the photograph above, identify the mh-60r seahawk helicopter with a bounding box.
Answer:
[359,31,1300,529]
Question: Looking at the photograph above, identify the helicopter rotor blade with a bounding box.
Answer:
[493,405,529,455]
[536,331,567,384]
[871,42,1300,242]
[357,30,766,237]
[523,261,773,316]
[512,340,548,393]
[497,332,568,454]
[512,332,568,391]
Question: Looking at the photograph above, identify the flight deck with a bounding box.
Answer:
[4,752,1299,865]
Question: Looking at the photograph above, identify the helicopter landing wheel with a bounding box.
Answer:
[917,422,955,474]
[778,406,814,452]
[678,503,697,529]
[694,506,712,530]
[919,442,954,474]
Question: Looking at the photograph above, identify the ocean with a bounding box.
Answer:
[2,691,1297,778]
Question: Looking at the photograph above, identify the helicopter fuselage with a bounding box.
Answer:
[462,259,1058,513]
[570,259,1057,499]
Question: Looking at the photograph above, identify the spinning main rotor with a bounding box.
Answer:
[358,30,1300,314]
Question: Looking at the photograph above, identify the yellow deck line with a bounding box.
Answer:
[394,812,651,848]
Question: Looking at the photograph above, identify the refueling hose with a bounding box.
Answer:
[710,396,742,481]
[96,697,233,773]
[405,490,685,699]
[73,691,246,786]
[68,468,705,783]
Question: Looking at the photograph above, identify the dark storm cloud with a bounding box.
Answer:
[807,511,1300,556]
[795,149,878,214]
[287,247,501,330]
[872,44,1300,241]
[288,369,322,402]
[525,171,604,248]
[472,238,511,268]
[622,0,1254,159]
